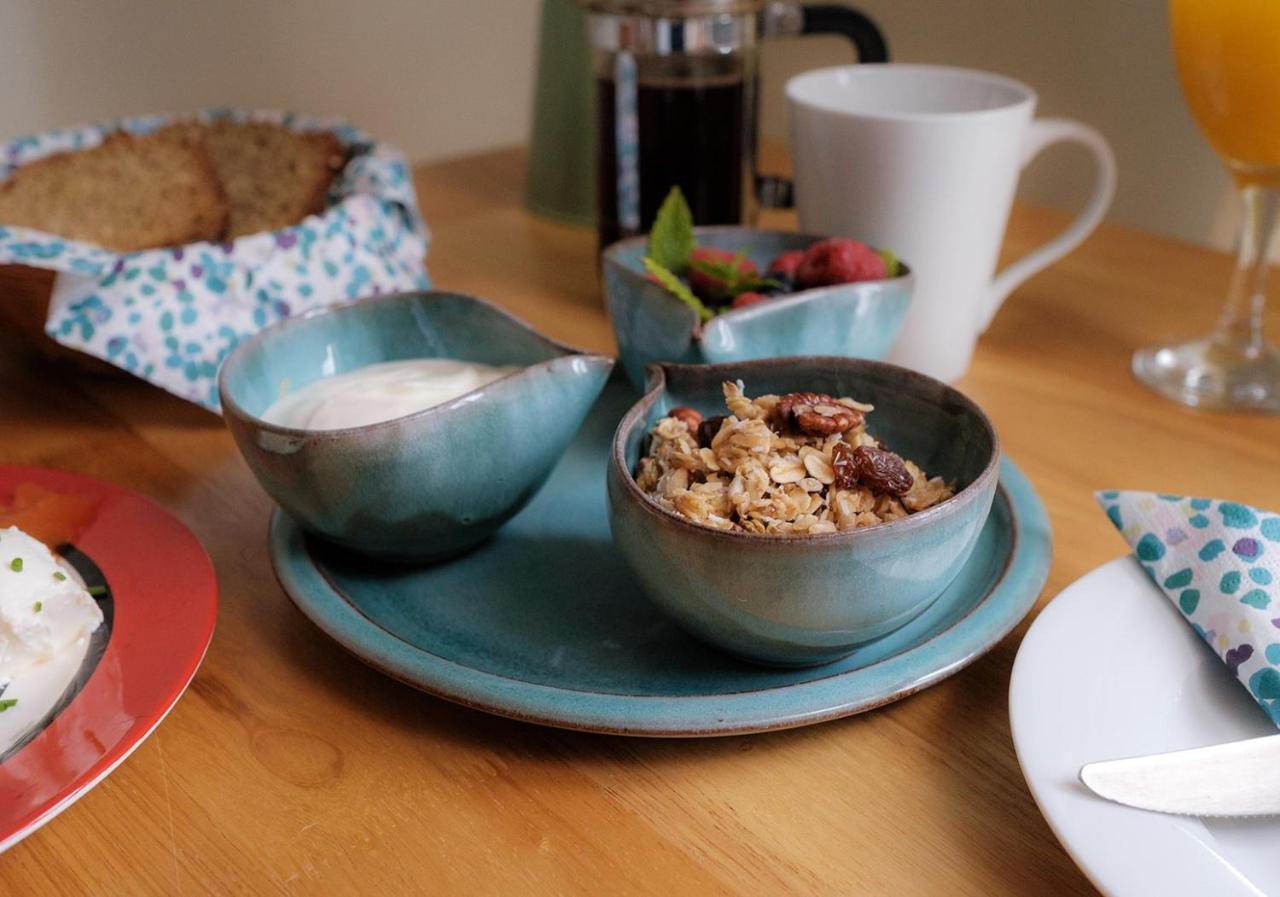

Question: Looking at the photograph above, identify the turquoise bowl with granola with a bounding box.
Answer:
[607,357,1000,666]
[220,291,613,562]
[602,227,914,390]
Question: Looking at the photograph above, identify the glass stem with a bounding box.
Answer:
[1215,183,1280,355]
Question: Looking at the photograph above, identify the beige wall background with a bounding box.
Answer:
[0,0,540,168]
[0,0,1236,248]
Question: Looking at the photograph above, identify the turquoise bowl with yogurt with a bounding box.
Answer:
[219,292,614,562]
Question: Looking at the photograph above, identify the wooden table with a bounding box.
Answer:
[2,148,1277,896]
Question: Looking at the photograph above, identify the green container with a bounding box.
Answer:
[525,0,597,227]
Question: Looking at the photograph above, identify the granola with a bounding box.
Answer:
[634,381,955,535]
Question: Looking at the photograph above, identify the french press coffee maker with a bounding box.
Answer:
[582,0,887,249]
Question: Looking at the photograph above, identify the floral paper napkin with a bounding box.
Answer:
[1098,491,1280,725]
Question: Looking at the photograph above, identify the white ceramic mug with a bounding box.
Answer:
[786,64,1116,382]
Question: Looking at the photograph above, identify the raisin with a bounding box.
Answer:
[697,415,727,448]
[831,442,859,490]
[851,445,913,496]
[669,406,703,432]
[774,392,863,436]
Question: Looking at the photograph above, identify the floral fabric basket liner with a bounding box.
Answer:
[0,108,431,410]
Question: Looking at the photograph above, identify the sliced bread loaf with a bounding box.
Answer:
[0,131,229,251]
[176,121,346,238]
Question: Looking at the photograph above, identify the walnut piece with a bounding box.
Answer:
[668,406,703,433]
[774,392,864,436]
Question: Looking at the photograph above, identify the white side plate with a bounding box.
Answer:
[1010,557,1278,897]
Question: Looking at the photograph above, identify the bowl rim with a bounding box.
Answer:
[610,355,1002,546]
[217,289,614,440]
[600,225,912,328]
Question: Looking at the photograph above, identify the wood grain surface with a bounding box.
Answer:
[1,147,1277,896]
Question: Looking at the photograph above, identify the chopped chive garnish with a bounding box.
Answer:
[0,699,16,712]
[8,558,22,572]
[53,571,66,582]
[33,601,42,613]
[87,584,107,596]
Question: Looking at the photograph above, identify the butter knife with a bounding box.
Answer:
[1079,733,1280,817]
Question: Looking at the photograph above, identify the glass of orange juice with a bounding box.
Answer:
[1134,0,1280,410]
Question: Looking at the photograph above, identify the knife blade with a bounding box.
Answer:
[1079,733,1280,817]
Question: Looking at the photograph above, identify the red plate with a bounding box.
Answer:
[0,466,216,852]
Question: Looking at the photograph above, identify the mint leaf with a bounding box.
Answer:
[689,252,780,299]
[0,699,15,712]
[877,248,899,277]
[647,187,695,272]
[689,257,739,282]
[643,257,713,322]
[734,276,783,293]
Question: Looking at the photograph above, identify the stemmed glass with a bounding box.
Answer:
[1134,0,1280,411]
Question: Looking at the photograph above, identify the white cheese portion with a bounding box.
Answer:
[0,526,104,688]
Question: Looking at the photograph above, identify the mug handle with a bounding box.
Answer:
[980,118,1117,331]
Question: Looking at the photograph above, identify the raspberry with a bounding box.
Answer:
[688,246,759,301]
[729,291,770,310]
[795,238,886,289]
[766,250,804,279]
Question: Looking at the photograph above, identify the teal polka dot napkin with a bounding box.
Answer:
[1098,491,1280,725]
[0,109,430,411]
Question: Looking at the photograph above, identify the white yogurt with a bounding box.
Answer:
[262,359,522,431]
[0,526,103,689]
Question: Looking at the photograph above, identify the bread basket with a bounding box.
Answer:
[0,109,429,409]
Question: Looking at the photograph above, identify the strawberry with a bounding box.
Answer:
[688,246,759,301]
[729,291,770,310]
[796,238,887,288]
[766,250,804,279]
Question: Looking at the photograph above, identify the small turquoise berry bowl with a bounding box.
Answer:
[607,357,1000,667]
[220,291,613,562]
[602,227,913,390]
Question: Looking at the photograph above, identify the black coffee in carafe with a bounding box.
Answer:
[596,67,747,249]
[583,1,888,254]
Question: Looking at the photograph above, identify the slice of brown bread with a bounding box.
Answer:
[0,131,228,251]
[168,121,346,238]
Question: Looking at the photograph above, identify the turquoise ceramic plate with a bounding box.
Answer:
[270,380,1052,736]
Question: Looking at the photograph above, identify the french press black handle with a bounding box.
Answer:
[757,4,888,209]
[800,4,889,63]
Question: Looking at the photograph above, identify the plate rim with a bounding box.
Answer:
[271,456,1051,736]
[1008,555,1273,897]
[0,465,218,852]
